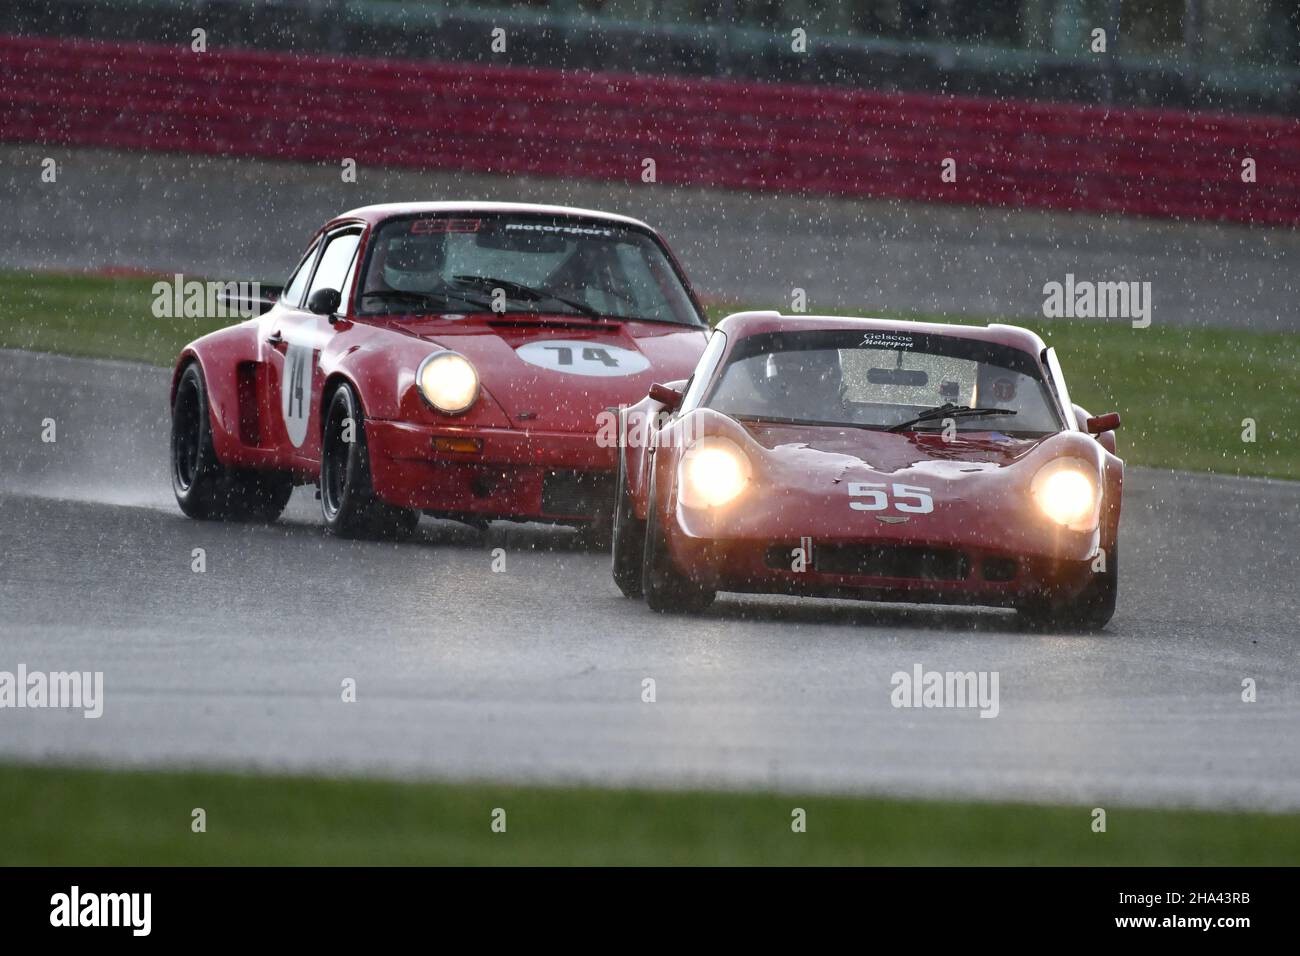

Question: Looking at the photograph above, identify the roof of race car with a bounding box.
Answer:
[332,202,657,233]
[713,311,1049,357]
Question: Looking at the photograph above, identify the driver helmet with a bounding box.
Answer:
[381,236,445,291]
[753,348,845,407]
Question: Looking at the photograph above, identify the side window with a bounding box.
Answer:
[307,231,362,302]
[281,239,320,308]
[339,235,364,312]
[680,329,728,412]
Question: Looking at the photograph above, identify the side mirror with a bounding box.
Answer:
[306,288,342,316]
[1086,412,1121,434]
[647,382,684,411]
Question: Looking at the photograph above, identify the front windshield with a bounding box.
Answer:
[357,214,703,325]
[704,328,1063,436]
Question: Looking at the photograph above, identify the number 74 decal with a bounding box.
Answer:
[848,482,935,514]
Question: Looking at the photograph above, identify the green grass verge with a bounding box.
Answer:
[0,271,1295,479]
[0,271,232,366]
[1,764,1296,865]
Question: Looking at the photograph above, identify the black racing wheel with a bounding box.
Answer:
[641,469,715,614]
[611,440,646,598]
[319,382,419,539]
[171,361,292,522]
[1018,544,1118,631]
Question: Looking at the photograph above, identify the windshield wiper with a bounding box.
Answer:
[732,413,886,431]
[888,403,1018,433]
[360,288,492,313]
[361,290,440,304]
[450,274,603,319]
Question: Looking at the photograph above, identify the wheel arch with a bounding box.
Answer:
[170,326,257,467]
[319,370,365,435]
[170,343,236,468]
[621,395,664,522]
[169,348,203,406]
[1100,453,1124,551]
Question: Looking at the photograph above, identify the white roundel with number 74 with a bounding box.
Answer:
[848,482,935,514]
[515,339,650,377]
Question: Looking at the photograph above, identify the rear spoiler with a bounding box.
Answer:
[217,283,283,316]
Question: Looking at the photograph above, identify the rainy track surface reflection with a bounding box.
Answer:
[1,349,1297,809]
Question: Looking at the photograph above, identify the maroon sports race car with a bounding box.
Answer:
[612,312,1124,628]
[170,202,709,537]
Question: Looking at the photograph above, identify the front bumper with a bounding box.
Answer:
[667,533,1097,608]
[661,486,1103,608]
[365,419,615,521]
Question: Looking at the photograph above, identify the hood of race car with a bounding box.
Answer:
[666,410,1106,560]
[737,420,1046,473]
[385,313,708,432]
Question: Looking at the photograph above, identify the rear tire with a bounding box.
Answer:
[611,444,645,598]
[319,383,419,539]
[1018,544,1118,631]
[641,471,715,614]
[171,361,292,522]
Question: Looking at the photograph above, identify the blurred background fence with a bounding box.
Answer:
[4,0,1299,112]
[3,27,1297,225]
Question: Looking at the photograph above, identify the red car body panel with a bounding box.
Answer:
[623,312,1124,608]
[171,203,709,523]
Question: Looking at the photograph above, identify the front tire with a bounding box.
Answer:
[319,383,419,539]
[171,361,292,522]
[1018,544,1118,631]
[641,470,715,614]
[611,444,645,598]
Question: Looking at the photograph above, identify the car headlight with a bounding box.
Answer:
[417,352,479,415]
[1030,459,1098,529]
[678,436,751,509]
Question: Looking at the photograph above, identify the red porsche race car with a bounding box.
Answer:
[612,312,1124,629]
[169,202,710,536]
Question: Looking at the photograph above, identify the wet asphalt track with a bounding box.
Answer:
[0,348,1297,809]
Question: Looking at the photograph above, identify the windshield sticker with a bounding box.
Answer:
[515,340,650,378]
[860,332,915,349]
[410,218,481,234]
[991,378,1017,402]
[504,223,616,239]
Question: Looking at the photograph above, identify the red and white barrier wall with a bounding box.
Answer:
[3,34,1298,226]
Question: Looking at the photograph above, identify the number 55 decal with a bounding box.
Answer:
[848,482,934,514]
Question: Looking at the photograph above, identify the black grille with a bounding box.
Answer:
[766,542,970,581]
[541,470,614,519]
[981,557,1018,581]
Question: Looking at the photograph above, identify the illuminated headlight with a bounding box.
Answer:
[678,436,751,509]
[1030,459,1098,529]
[417,352,479,415]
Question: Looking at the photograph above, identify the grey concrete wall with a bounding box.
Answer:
[4,145,1297,330]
